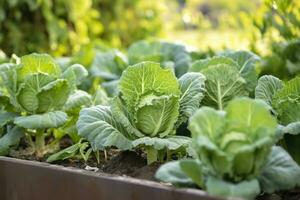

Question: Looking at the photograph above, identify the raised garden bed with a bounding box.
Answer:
[1,156,300,200]
[0,156,225,200]
[0,48,300,200]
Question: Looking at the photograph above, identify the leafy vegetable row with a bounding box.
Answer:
[0,41,299,200]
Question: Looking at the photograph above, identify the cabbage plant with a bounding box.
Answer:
[90,49,128,81]
[128,40,192,77]
[189,51,259,109]
[156,98,300,200]
[77,61,205,164]
[255,75,300,164]
[0,53,89,157]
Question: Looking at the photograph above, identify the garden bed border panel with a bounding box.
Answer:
[0,157,228,200]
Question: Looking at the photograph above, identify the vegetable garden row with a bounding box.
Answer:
[0,40,299,200]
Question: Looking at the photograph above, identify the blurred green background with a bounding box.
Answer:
[0,0,299,78]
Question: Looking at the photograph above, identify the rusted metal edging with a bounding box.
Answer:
[0,157,227,200]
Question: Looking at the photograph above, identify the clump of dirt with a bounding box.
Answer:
[103,151,146,173]
[9,148,42,161]
[130,162,161,180]
[102,150,160,180]
[58,136,73,149]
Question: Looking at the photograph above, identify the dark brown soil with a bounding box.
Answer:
[9,148,45,162]
[102,151,160,180]
[10,148,160,181]
[57,150,160,181]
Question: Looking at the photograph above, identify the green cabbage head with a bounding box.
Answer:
[188,98,277,181]
[115,61,181,138]
[0,53,86,114]
[255,75,300,164]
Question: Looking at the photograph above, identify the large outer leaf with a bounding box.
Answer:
[275,100,300,125]
[63,90,92,113]
[128,40,162,65]
[274,77,300,101]
[62,63,88,90]
[0,92,13,111]
[90,50,128,80]
[119,62,180,111]
[155,160,195,186]
[177,72,206,127]
[188,107,226,141]
[55,57,72,70]
[18,53,61,82]
[222,51,260,92]
[92,86,109,106]
[179,159,204,187]
[132,135,190,150]
[135,95,179,137]
[101,80,119,97]
[14,111,68,129]
[276,122,300,137]
[201,64,247,110]
[273,77,300,124]
[0,64,20,110]
[77,105,132,150]
[0,126,24,155]
[0,112,19,126]
[225,98,277,140]
[16,73,55,112]
[128,41,191,77]
[0,63,17,94]
[259,146,300,193]
[281,122,300,164]
[255,75,283,106]
[37,79,70,113]
[189,56,237,72]
[206,177,260,200]
[172,44,191,77]
[111,97,143,138]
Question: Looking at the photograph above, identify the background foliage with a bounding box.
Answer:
[0,0,299,78]
[0,0,165,56]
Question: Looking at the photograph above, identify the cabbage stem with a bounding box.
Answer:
[35,129,45,158]
[146,147,158,165]
[95,150,100,164]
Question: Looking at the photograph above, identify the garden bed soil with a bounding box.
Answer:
[10,149,160,181]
